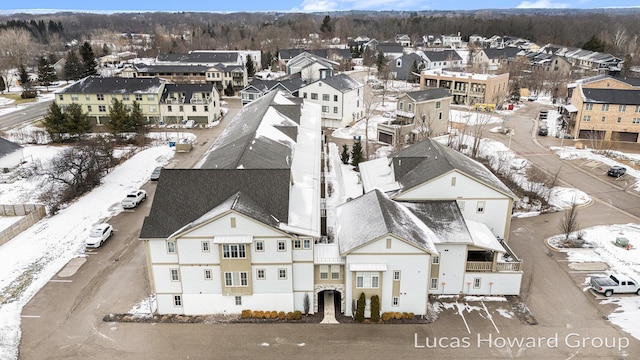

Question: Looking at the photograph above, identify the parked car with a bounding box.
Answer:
[528,95,538,101]
[590,274,640,297]
[510,158,528,170]
[607,166,627,178]
[538,126,548,136]
[86,223,113,248]
[121,189,147,209]
[150,166,162,181]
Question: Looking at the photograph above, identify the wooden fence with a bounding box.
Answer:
[0,204,47,246]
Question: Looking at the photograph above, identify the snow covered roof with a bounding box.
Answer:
[336,189,439,255]
[316,74,362,92]
[401,200,474,245]
[60,76,165,94]
[0,137,22,158]
[403,88,451,103]
[465,220,506,252]
[359,157,401,193]
[314,243,344,264]
[157,51,240,65]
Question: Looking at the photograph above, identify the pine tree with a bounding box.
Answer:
[64,50,83,81]
[37,57,57,91]
[510,79,521,102]
[370,295,380,322]
[355,292,366,323]
[245,56,256,77]
[225,83,234,96]
[106,98,128,136]
[64,103,92,139]
[351,140,364,168]
[376,51,387,73]
[340,144,350,164]
[18,65,30,89]
[79,41,98,77]
[43,102,67,142]
[102,43,110,56]
[128,101,148,142]
[0,76,5,93]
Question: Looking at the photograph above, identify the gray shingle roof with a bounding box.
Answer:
[0,137,22,157]
[336,189,438,255]
[133,63,209,74]
[392,138,516,198]
[139,168,290,239]
[582,88,640,105]
[316,74,362,92]
[160,84,217,104]
[157,52,240,64]
[60,76,164,94]
[405,88,451,102]
[423,50,462,62]
[481,48,520,60]
[401,200,473,245]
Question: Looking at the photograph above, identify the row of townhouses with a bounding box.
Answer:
[138,89,523,317]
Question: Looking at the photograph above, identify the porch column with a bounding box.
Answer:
[491,251,498,272]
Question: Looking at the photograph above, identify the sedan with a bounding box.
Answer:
[150,166,162,181]
[607,166,627,177]
[86,223,113,248]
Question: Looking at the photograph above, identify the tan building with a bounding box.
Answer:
[56,76,166,125]
[565,76,640,143]
[419,69,509,106]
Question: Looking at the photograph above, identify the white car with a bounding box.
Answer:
[86,223,113,248]
[510,158,528,170]
[121,189,147,209]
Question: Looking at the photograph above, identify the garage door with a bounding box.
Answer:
[378,132,393,145]
[611,131,639,143]
[578,129,605,140]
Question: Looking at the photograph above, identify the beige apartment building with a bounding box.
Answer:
[419,69,509,106]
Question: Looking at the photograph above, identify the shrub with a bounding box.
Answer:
[253,310,264,319]
[370,295,380,322]
[241,309,252,319]
[381,312,392,322]
[271,311,278,319]
[264,311,271,319]
[21,90,37,99]
[403,312,410,319]
[278,311,286,320]
[286,312,294,320]
[408,312,414,319]
[355,293,366,323]
[394,312,403,320]
[293,310,302,320]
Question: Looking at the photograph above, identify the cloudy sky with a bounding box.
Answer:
[1,0,638,13]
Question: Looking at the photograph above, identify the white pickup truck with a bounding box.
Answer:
[590,274,640,297]
[121,189,147,209]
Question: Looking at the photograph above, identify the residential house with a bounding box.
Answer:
[422,34,443,48]
[390,53,425,81]
[564,76,640,143]
[55,76,166,125]
[299,73,364,128]
[377,88,452,145]
[140,91,322,315]
[376,43,404,60]
[121,63,210,83]
[422,50,464,70]
[278,48,352,72]
[285,52,339,82]
[394,34,411,47]
[420,69,509,106]
[472,48,521,72]
[240,74,306,106]
[159,83,221,126]
[441,33,463,48]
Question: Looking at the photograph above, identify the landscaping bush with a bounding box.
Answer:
[355,293,366,323]
[382,312,392,322]
[370,295,380,322]
[403,312,410,319]
[278,311,286,320]
[241,309,252,319]
[293,310,302,320]
[252,310,264,319]
[264,311,271,319]
[394,312,403,320]
[21,90,37,99]
[286,312,294,320]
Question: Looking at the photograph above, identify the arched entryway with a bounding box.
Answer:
[314,285,345,315]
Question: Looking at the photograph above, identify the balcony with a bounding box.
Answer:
[164,98,184,104]
[466,260,522,272]
[190,98,211,105]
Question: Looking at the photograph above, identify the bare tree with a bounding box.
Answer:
[469,110,494,159]
[0,28,37,92]
[560,199,580,241]
[361,85,378,160]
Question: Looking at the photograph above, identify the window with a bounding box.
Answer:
[476,201,485,213]
[393,270,401,281]
[617,117,622,123]
[331,265,340,279]
[147,94,155,101]
[303,92,307,99]
[71,94,79,101]
[399,102,404,110]
[98,105,106,112]
[601,116,606,122]
[430,278,438,289]
[303,239,311,249]
[255,240,264,251]
[58,94,64,101]
[636,105,640,113]
[170,269,179,281]
[149,105,156,113]
[583,115,591,122]
[135,94,143,101]
[173,295,182,307]
[585,103,593,110]
[473,277,481,289]
[167,240,176,253]
[235,296,242,305]
[192,105,197,112]
[602,104,609,111]
[451,177,456,186]
[333,107,338,114]
[334,95,338,102]
[322,94,330,101]
[278,268,287,280]
[408,103,413,112]
[222,244,246,258]
[392,297,399,306]
[278,240,286,251]
[356,272,379,288]
[168,105,172,112]
[179,105,184,112]
[122,94,129,101]
[311,93,318,100]
[438,112,442,120]
[204,269,212,280]
[87,105,92,112]
[224,271,248,286]
[293,239,302,249]
[97,94,104,101]
[201,241,210,252]
[633,118,640,124]
[322,105,329,113]
[435,101,441,109]
[230,217,236,228]
[319,265,329,279]
[619,105,626,112]
[457,201,465,211]
[386,238,391,249]
[257,269,265,279]
[204,105,208,112]
[432,256,440,264]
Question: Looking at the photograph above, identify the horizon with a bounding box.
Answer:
[1,0,639,15]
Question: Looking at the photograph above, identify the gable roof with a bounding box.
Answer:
[160,83,217,103]
[287,52,339,70]
[581,88,640,105]
[0,137,22,157]
[157,52,240,64]
[133,63,210,74]
[481,47,521,60]
[198,91,299,169]
[403,88,451,103]
[314,74,362,92]
[423,50,462,62]
[377,43,404,54]
[140,169,290,239]
[60,76,164,94]
[392,138,516,198]
[401,200,473,245]
[336,189,438,255]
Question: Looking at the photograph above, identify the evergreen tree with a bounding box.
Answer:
[18,65,30,89]
[376,51,387,73]
[43,102,67,142]
[64,103,92,139]
[582,35,606,52]
[245,56,256,77]
[351,140,364,168]
[106,98,128,136]
[355,292,366,323]
[37,57,57,91]
[0,76,5,93]
[128,101,148,141]
[224,83,234,96]
[408,60,420,83]
[510,79,521,102]
[64,50,83,81]
[340,144,350,164]
[79,41,98,77]
[320,15,332,35]
[370,295,380,322]
[102,43,110,56]
[621,54,632,76]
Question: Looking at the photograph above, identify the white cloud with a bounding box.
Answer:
[517,0,569,8]
[294,0,425,12]
[298,0,338,11]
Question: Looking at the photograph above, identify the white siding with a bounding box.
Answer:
[462,272,522,295]
[152,265,183,293]
[180,265,221,294]
[181,293,295,315]
[349,235,425,255]
[432,244,467,294]
[184,212,285,238]
[174,237,218,265]
[148,239,179,264]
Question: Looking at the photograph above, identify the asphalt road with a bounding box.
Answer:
[17,98,640,359]
[0,100,51,130]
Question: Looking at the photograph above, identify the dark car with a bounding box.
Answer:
[151,166,162,181]
[538,126,548,136]
[607,166,627,177]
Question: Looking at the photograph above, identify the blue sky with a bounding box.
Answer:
[1,0,639,13]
